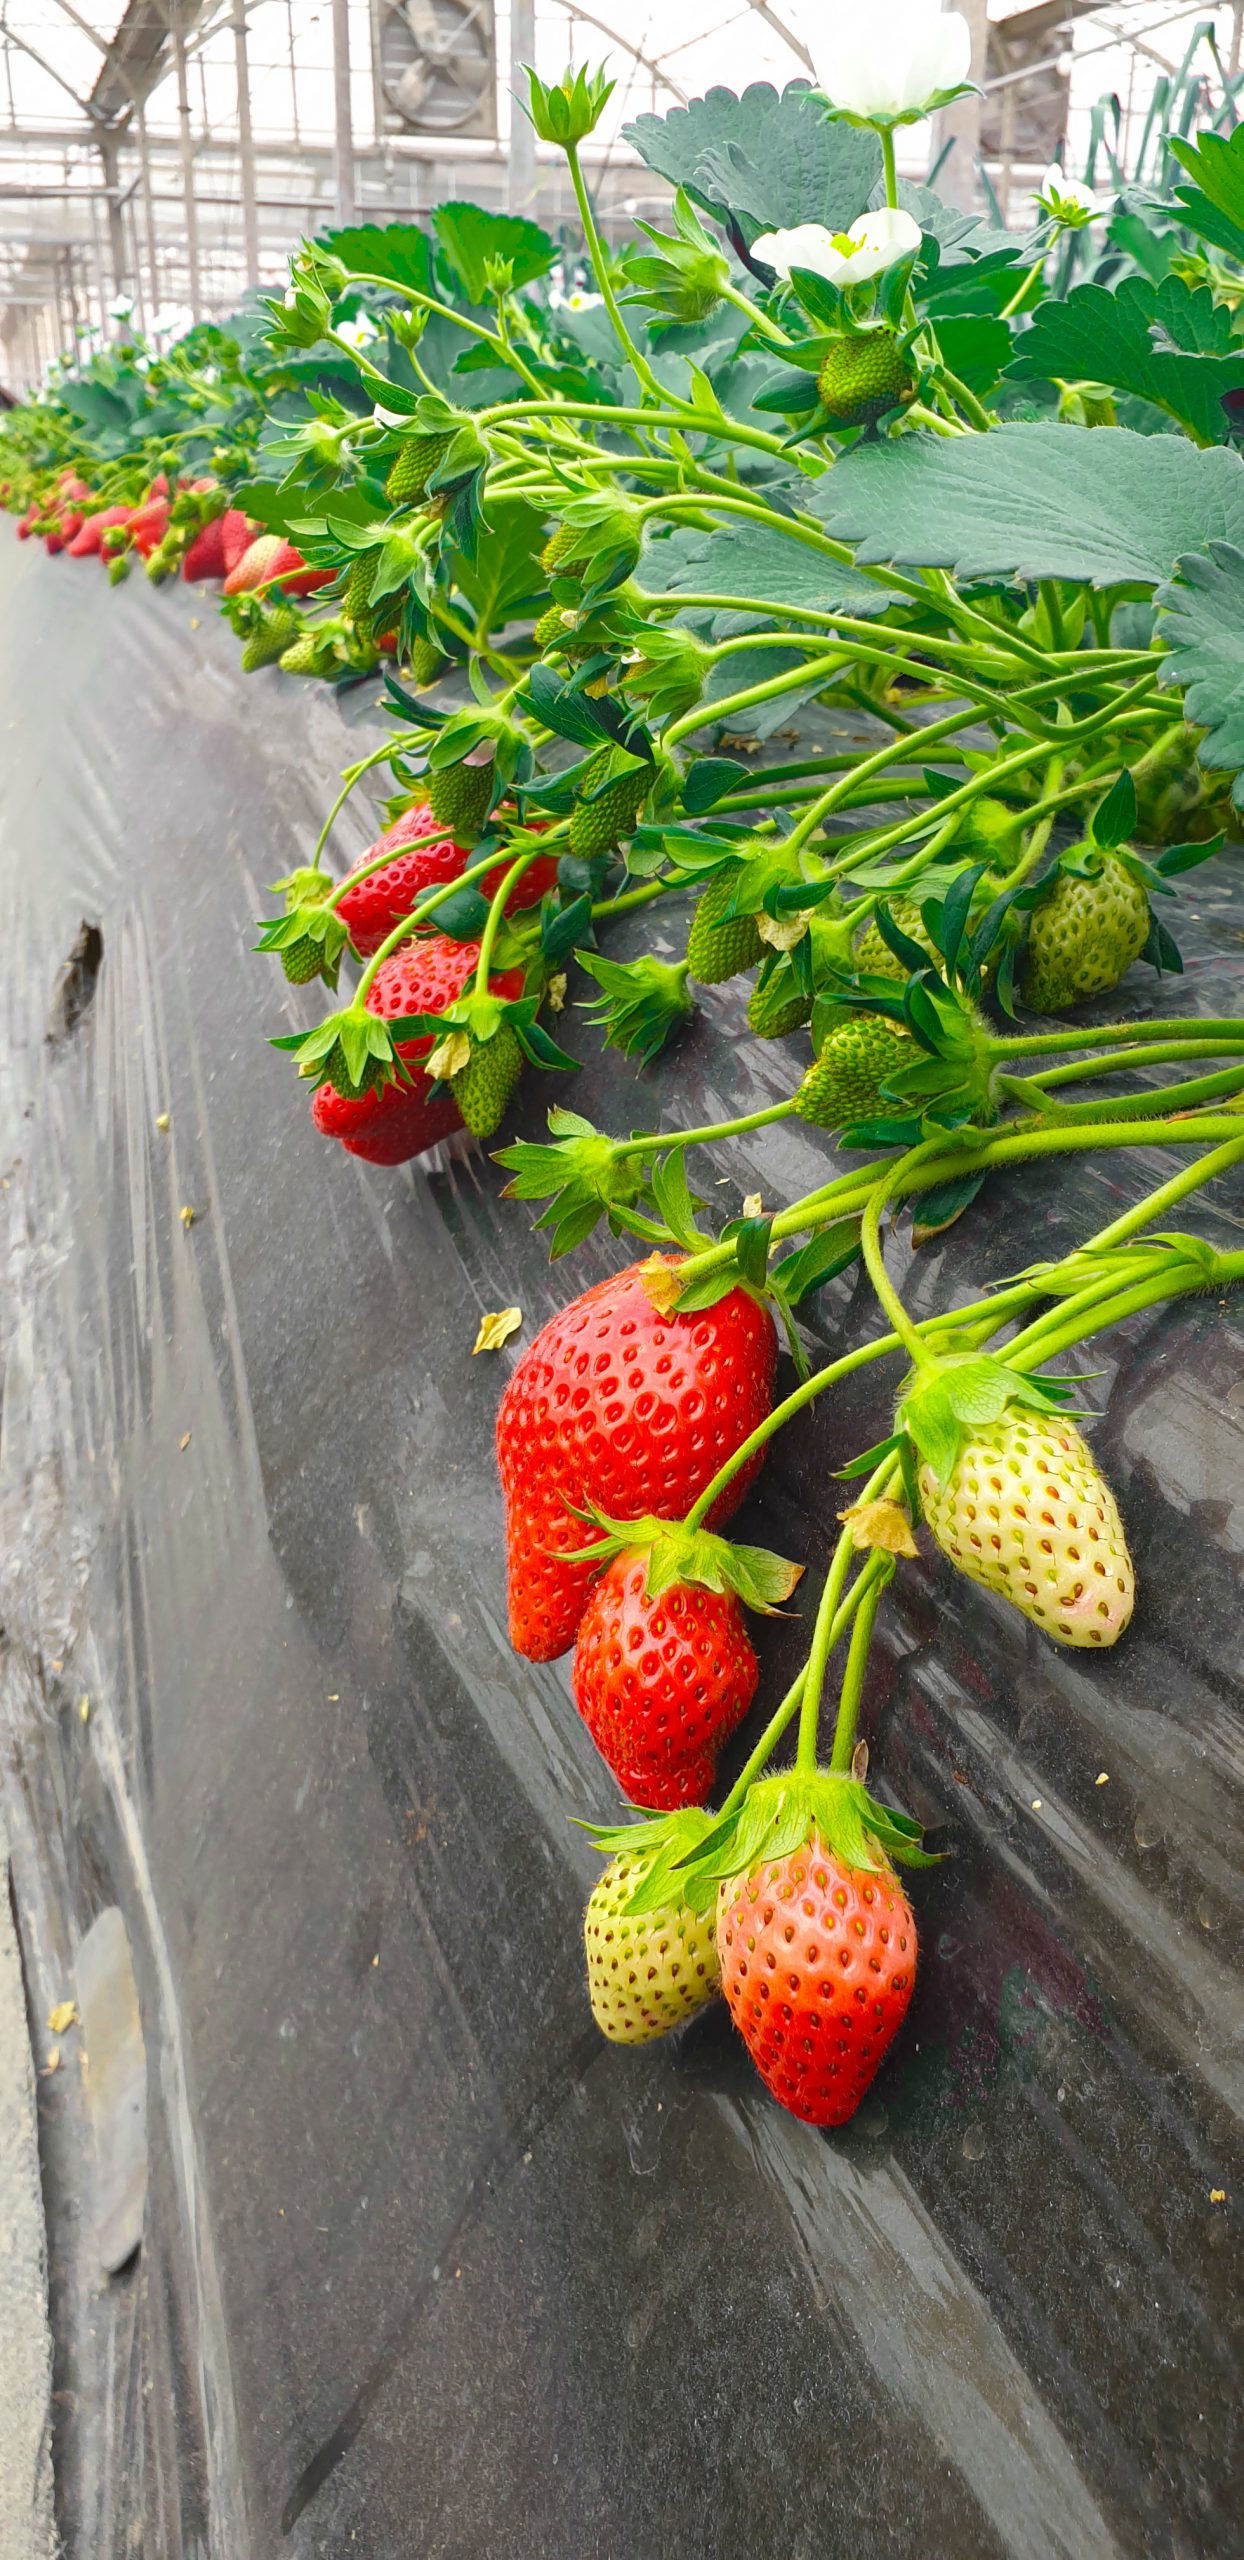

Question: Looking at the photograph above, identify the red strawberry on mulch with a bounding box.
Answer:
[338,802,559,957]
[223,534,333,599]
[68,505,131,557]
[572,1554,758,1806]
[496,1260,777,1663]
[311,1075,462,1165]
[221,507,259,572]
[183,514,229,580]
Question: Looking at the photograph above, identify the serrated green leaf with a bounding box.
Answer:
[813,425,1244,589]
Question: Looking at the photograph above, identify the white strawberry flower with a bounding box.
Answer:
[753,206,922,285]
[1037,164,1101,228]
[804,0,974,125]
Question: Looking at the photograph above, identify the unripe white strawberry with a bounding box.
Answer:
[918,1409,1134,1647]
[584,1850,720,2043]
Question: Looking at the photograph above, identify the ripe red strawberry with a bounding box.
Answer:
[496,1262,777,1662]
[223,534,333,599]
[182,514,228,580]
[127,497,171,558]
[221,507,258,572]
[311,1074,462,1165]
[573,1554,757,1806]
[365,934,524,1077]
[17,503,40,539]
[718,1836,916,2125]
[339,802,560,957]
[67,504,130,557]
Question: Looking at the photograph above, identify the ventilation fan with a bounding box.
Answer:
[373,0,497,138]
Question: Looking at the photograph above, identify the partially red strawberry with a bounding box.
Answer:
[223,534,333,599]
[67,504,130,558]
[221,507,258,572]
[311,1074,462,1165]
[182,514,228,580]
[497,1262,777,1663]
[573,1554,757,1806]
[717,1793,918,2126]
[16,503,40,539]
[339,801,560,957]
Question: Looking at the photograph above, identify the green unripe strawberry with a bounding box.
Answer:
[534,601,578,651]
[385,430,453,503]
[685,871,763,984]
[748,961,813,1039]
[853,898,938,982]
[794,1018,913,1128]
[540,522,581,578]
[241,608,298,671]
[585,1851,720,2044]
[1021,852,1149,1013]
[344,552,375,621]
[426,759,495,838]
[279,933,329,986]
[449,1023,523,1138]
[567,746,648,858]
[817,330,915,428]
[410,634,444,684]
[278,632,327,676]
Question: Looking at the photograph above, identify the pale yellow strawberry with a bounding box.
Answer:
[918,1409,1134,1647]
[584,1851,720,2043]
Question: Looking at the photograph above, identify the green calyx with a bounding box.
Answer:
[495,1106,649,1257]
[525,63,615,146]
[562,1507,804,1613]
[623,1770,936,1920]
[576,949,693,1062]
[816,329,916,428]
[272,1002,396,1098]
[255,899,349,989]
[893,1352,1080,1491]
[270,866,335,912]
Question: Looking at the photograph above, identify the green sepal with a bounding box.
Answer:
[575,949,693,1062]
[269,1001,398,1097]
[559,1507,803,1614]
[631,1769,939,1920]
[269,865,335,910]
[895,1352,1081,1489]
[494,1107,651,1258]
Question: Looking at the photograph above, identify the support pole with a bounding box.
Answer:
[508,0,537,214]
[97,128,130,306]
[930,0,988,213]
[233,0,260,288]
[136,96,160,317]
[172,10,204,318]
[331,0,356,227]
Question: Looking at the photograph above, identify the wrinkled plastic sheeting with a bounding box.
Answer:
[0,540,1242,2560]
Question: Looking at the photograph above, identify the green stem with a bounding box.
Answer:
[828,1566,889,1773]
[937,367,994,432]
[473,850,542,994]
[566,144,664,402]
[881,126,899,207]
[860,1147,943,1369]
[796,1530,861,1773]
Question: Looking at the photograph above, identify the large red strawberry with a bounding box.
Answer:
[572,1554,757,1806]
[717,1810,917,2126]
[311,1074,462,1165]
[221,507,258,572]
[68,504,130,557]
[182,514,228,580]
[339,802,559,957]
[497,1262,777,1662]
[223,534,333,599]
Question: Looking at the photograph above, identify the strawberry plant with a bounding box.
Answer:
[5,1,1244,2130]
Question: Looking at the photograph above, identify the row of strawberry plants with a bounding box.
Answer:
[5,4,1244,2128]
